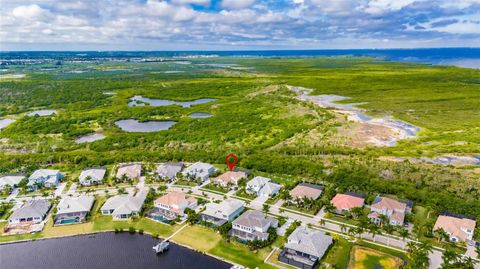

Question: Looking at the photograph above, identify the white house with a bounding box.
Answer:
[79,168,106,186]
[101,190,147,220]
[182,162,217,182]
[55,195,95,225]
[368,196,412,226]
[200,199,245,226]
[0,175,25,190]
[246,176,282,197]
[27,169,64,191]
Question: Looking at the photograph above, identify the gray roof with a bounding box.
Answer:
[183,162,216,179]
[247,176,271,186]
[233,210,278,229]
[29,169,61,181]
[101,190,147,215]
[0,175,25,187]
[156,162,183,179]
[202,199,244,220]
[8,199,51,221]
[57,195,95,215]
[285,226,333,258]
[79,168,106,183]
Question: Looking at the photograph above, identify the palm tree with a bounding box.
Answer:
[319,219,326,226]
[340,224,347,233]
[441,249,461,268]
[398,227,409,241]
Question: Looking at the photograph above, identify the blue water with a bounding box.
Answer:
[128,96,217,108]
[60,219,79,224]
[1,48,479,68]
[115,119,176,132]
[0,233,231,269]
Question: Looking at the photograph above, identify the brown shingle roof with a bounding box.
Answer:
[289,183,323,200]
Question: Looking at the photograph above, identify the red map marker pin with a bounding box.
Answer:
[226,153,237,171]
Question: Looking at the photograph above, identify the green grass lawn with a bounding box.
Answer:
[322,237,353,268]
[173,224,277,269]
[200,183,229,194]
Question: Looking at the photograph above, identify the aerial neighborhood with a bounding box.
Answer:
[0,160,478,269]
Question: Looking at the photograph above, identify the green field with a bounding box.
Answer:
[1,57,479,220]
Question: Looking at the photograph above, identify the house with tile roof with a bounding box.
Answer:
[230,210,278,241]
[116,163,142,181]
[330,193,365,214]
[151,191,197,221]
[100,190,147,220]
[246,176,282,197]
[79,168,106,186]
[368,196,412,226]
[54,195,95,225]
[278,226,333,269]
[289,183,323,201]
[200,199,245,226]
[156,162,183,181]
[433,215,476,243]
[182,162,217,182]
[212,171,247,188]
[27,169,64,191]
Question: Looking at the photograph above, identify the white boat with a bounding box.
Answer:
[153,240,170,253]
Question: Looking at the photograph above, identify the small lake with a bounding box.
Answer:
[0,232,231,269]
[75,133,106,143]
[26,109,57,116]
[115,119,176,132]
[128,96,217,108]
[189,112,213,118]
[0,119,15,130]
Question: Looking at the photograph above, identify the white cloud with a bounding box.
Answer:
[221,0,255,10]
[365,0,416,15]
[12,4,49,20]
[431,21,480,34]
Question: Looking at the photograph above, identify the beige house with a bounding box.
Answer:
[212,171,247,188]
[289,183,323,201]
[152,191,197,221]
[433,215,476,243]
[116,163,142,181]
[368,196,412,226]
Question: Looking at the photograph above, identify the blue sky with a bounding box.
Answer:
[0,0,479,50]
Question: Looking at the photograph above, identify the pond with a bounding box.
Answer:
[0,119,15,130]
[26,109,57,116]
[75,133,106,144]
[115,119,176,132]
[0,232,231,269]
[188,112,213,118]
[128,96,217,108]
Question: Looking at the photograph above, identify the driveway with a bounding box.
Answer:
[249,196,269,210]
[66,183,77,196]
[54,183,66,197]
[6,188,20,201]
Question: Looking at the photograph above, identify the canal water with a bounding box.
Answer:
[0,232,231,269]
